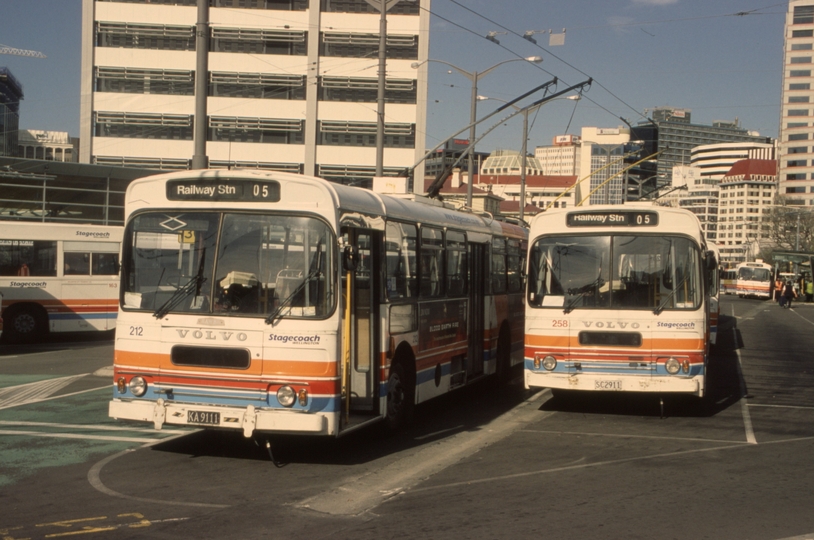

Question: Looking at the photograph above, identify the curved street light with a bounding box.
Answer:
[412,56,543,206]
[478,94,581,221]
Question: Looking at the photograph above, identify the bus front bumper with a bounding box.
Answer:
[109,398,327,437]
[525,371,703,396]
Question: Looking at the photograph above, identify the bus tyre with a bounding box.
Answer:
[4,306,46,343]
[383,361,414,434]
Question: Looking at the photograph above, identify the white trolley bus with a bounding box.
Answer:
[735,261,773,299]
[524,205,716,397]
[0,221,121,342]
[109,170,527,437]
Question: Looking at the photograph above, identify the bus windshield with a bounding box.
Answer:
[122,212,334,319]
[527,234,701,311]
[738,266,771,282]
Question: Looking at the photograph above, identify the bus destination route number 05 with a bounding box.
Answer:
[166,179,281,202]
[566,211,659,228]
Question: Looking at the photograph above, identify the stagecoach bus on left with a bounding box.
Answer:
[0,221,122,342]
[109,170,527,438]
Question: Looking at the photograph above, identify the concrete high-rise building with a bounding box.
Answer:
[0,67,24,157]
[79,0,429,186]
[535,135,580,177]
[690,141,776,185]
[779,1,814,206]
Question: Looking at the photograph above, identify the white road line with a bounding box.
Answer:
[748,404,814,410]
[295,389,550,516]
[733,304,758,445]
[0,429,163,443]
[87,432,230,509]
[0,420,187,434]
[410,434,814,496]
[520,429,752,446]
[0,384,110,410]
[0,375,88,409]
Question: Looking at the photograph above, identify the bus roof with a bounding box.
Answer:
[124,170,524,242]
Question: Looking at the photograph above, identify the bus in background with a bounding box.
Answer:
[525,205,715,398]
[735,261,773,299]
[720,268,737,295]
[109,170,527,438]
[707,244,720,346]
[0,222,121,342]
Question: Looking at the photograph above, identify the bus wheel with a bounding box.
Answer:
[4,306,46,343]
[383,361,414,434]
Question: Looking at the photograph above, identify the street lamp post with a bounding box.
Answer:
[479,94,580,221]
[412,56,543,207]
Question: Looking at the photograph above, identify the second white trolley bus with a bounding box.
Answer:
[525,205,716,397]
[109,170,527,437]
[735,261,773,299]
[0,221,121,342]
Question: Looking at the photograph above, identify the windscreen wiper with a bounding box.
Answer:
[265,269,321,325]
[563,277,604,314]
[653,275,690,315]
[154,250,206,319]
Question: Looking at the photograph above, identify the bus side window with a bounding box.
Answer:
[92,253,119,275]
[64,252,91,276]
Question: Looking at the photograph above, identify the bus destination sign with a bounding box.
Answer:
[166,179,281,202]
[566,211,659,227]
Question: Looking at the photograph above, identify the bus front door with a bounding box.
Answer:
[341,229,381,431]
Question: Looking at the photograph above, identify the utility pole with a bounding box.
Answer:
[191,0,209,170]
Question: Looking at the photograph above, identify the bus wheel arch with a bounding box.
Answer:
[3,303,49,343]
[383,344,416,434]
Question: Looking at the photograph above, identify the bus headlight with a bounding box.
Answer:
[542,355,557,371]
[129,376,147,397]
[277,386,296,407]
[664,358,681,375]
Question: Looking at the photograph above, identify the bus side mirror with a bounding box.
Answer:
[343,245,359,271]
[704,251,717,271]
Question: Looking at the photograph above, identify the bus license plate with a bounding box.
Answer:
[188,410,220,425]
[595,380,622,391]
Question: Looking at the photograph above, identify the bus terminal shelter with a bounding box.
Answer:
[772,251,814,279]
[0,157,154,226]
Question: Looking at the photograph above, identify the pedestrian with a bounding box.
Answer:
[807,279,813,303]
[775,277,783,302]
[783,280,797,309]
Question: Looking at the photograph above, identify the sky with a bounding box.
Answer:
[0,0,790,154]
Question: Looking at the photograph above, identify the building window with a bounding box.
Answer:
[786,173,808,180]
[213,0,307,9]
[793,43,814,50]
[787,159,808,167]
[95,67,194,95]
[788,109,809,116]
[791,56,812,64]
[318,121,415,148]
[788,146,809,154]
[319,77,417,104]
[320,33,418,60]
[209,116,304,144]
[321,0,419,15]
[792,29,814,37]
[788,122,808,128]
[789,133,809,140]
[211,27,307,55]
[790,95,811,103]
[794,5,814,24]
[790,83,811,90]
[95,112,193,140]
[790,70,812,77]
[209,72,306,100]
[96,22,195,51]
[786,186,807,194]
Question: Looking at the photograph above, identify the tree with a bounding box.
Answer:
[765,196,814,252]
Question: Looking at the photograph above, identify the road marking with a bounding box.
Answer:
[520,429,752,446]
[410,434,814,496]
[0,375,88,409]
[733,304,758,445]
[0,384,110,411]
[0,429,164,443]
[748,404,814,410]
[0,420,180,434]
[294,389,549,516]
[87,432,230,509]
